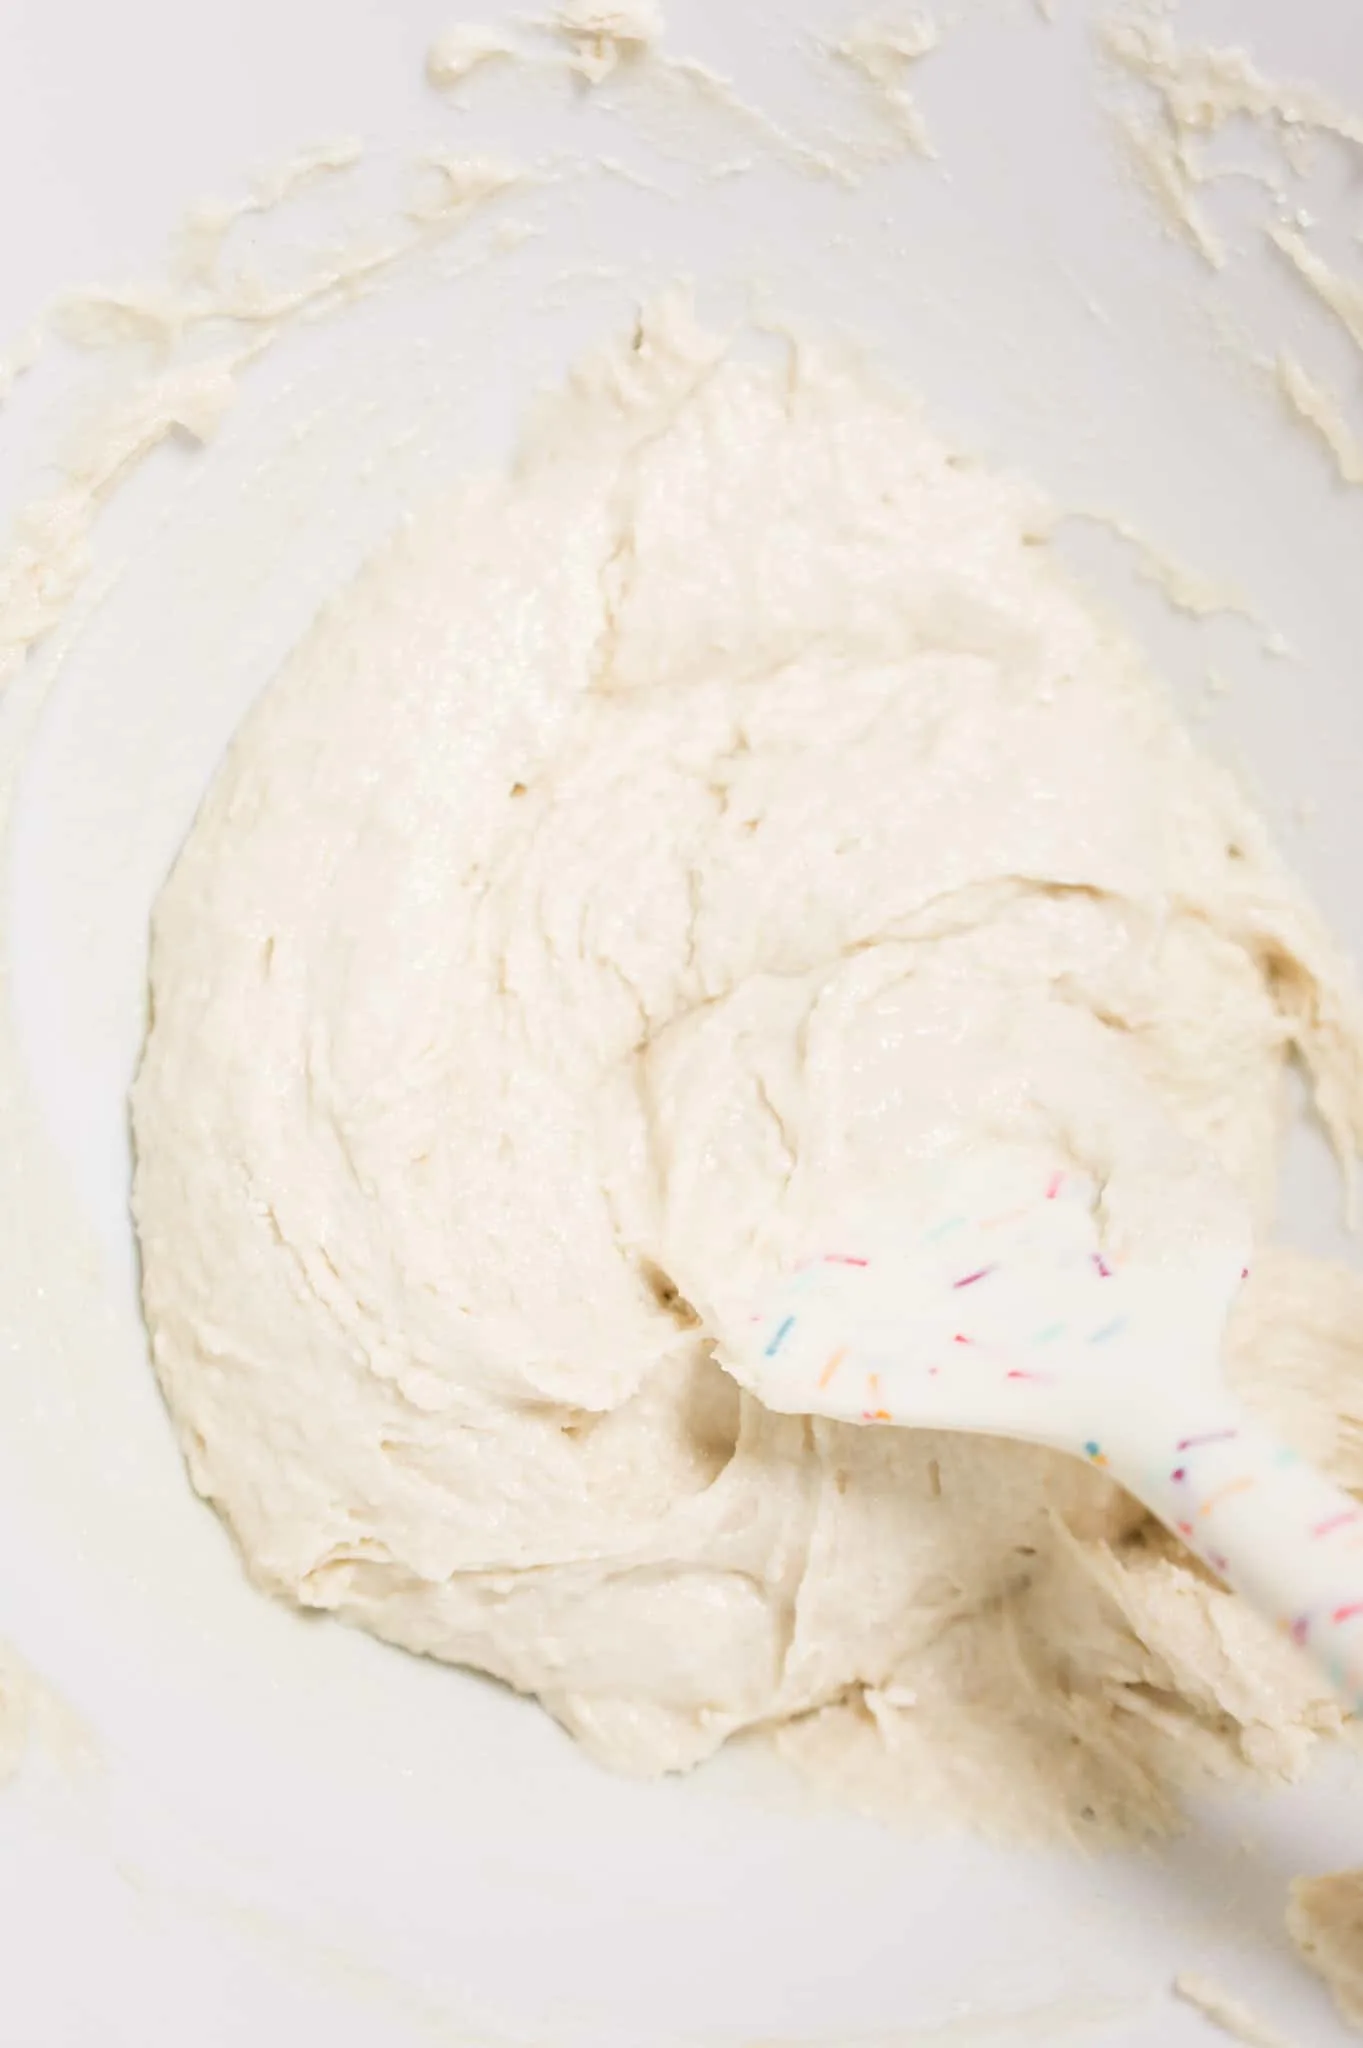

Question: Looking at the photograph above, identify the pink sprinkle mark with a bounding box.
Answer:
[1290,1614,1312,1647]
[1171,1467,1187,1484]
[1240,1266,1250,1281]
[1331,1601,1363,1627]
[863,1378,892,1423]
[953,1333,972,1345]
[862,1370,892,1424]
[1006,1368,1049,1383]
[1092,1252,1113,1279]
[1176,1520,1195,1538]
[953,1265,996,1291]
[1208,1552,1230,1576]
[928,1366,941,1377]
[1045,1171,1064,1200]
[823,1254,870,1268]
[1312,1509,1362,1539]
[1176,1429,1239,1452]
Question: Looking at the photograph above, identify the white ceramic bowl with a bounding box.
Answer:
[3,3,1363,2041]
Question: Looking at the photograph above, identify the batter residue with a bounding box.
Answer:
[131,298,1363,1840]
[1289,1870,1363,2030]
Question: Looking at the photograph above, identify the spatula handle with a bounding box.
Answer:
[1100,1401,1363,1708]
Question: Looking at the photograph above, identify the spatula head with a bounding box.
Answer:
[717,1146,1251,1454]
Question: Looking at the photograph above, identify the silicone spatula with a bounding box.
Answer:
[719,1147,1363,1707]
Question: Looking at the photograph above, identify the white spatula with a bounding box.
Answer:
[719,1147,1363,1708]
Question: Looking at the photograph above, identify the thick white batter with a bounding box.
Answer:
[132,299,1363,1838]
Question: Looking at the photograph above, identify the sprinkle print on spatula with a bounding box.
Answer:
[728,1149,1363,1712]
[952,1264,996,1290]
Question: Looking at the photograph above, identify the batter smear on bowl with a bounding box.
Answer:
[132,298,1363,1842]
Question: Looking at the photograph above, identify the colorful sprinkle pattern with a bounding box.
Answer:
[735,1156,1363,1711]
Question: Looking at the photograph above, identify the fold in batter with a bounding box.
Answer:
[132,300,1363,1841]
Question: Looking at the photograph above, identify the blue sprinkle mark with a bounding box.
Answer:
[1035,1322,1065,1343]
[1088,1316,1128,1345]
[925,1216,966,1242]
[765,1315,795,1358]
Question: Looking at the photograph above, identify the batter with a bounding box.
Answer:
[131,298,1363,1839]
[1290,1871,1363,2030]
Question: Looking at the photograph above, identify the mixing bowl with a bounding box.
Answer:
[2,1,1362,2040]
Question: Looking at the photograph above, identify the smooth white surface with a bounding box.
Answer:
[3,2,1363,2043]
